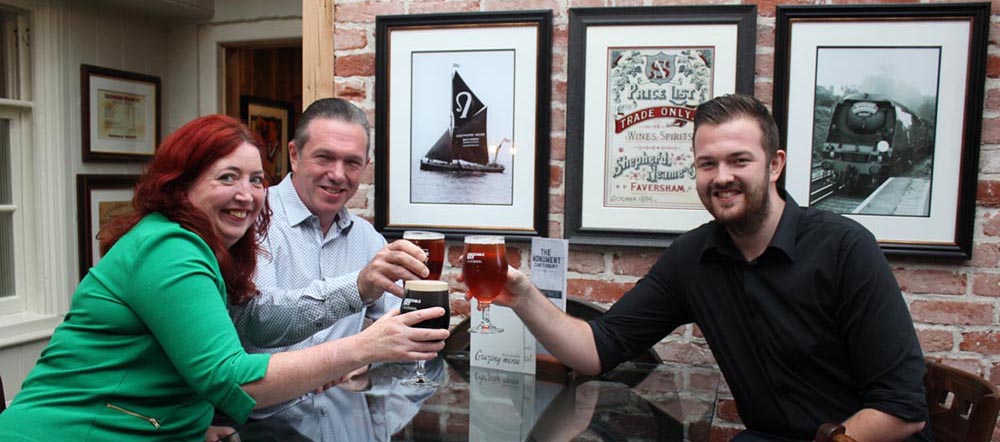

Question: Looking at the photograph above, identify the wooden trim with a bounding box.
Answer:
[302,0,334,108]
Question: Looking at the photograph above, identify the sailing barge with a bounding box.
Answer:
[420,71,505,173]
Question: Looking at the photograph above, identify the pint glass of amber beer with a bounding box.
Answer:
[403,231,445,280]
[462,236,507,334]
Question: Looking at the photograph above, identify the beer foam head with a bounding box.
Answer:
[405,280,449,292]
[464,235,505,244]
[403,231,445,240]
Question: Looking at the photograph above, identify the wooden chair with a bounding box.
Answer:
[924,358,1000,442]
[815,423,857,442]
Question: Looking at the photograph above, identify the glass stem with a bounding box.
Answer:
[482,305,491,327]
[415,360,426,377]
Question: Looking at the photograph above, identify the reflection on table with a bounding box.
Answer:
[226,352,721,441]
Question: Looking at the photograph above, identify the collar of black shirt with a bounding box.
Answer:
[700,187,800,264]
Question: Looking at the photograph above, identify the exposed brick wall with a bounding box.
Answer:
[335,0,1000,438]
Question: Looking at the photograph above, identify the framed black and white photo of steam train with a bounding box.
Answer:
[374,11,551,240]
[563,5,757,248]
[773,3,989,259]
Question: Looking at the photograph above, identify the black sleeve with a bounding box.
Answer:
[588,249,693,373]
[836,227,927,423]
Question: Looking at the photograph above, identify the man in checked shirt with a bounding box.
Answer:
[228,98,436,418]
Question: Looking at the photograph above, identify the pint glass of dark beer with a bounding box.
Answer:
[403,231,445,280]
[400,279,450,388]
[462,236,507,334]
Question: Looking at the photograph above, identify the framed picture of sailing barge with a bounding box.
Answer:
[772,4,989,258]
[375,11,551,239]
[563,5,757,247]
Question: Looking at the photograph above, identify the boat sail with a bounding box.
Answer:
[420,70,505,173]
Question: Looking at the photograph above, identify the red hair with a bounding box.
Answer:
[99,115,271,304]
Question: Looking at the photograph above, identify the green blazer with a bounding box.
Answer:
[0,213,270,441]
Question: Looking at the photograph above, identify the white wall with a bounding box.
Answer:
[0,0,300,402]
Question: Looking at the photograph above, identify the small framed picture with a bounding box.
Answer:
[773,3,989,258]
[240,95,293,184]
[374,11,552,239]
[76,174,139,278]
[80,64,161,162]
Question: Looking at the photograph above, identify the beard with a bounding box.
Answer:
[700,171,771,237]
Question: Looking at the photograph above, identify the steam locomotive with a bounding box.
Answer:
[817,93,934,194]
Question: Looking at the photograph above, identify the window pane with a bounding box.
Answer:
[0,119,9,204]
[0,9,21,100]
[0,212,12,298]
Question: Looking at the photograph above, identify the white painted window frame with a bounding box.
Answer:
[0,0,73,347]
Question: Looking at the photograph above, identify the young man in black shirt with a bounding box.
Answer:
[491,95,929,441]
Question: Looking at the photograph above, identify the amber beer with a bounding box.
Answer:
[404,231,445,280]
[462,236,507,305]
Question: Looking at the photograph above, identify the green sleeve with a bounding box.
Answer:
[126,228,270,422]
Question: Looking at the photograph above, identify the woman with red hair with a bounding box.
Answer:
[0,115,448,442]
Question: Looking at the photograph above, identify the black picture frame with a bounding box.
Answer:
[240,95,293,184]
[374,11,552,241]
[76,174,140,279]
[563,5,757,248]
[772,3,989,259]
[80,64,161,162]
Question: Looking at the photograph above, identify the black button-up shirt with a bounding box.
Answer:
[590,191,929,440]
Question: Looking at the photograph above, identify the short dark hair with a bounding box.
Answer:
[293,98,370,156]
[693,94,780,159]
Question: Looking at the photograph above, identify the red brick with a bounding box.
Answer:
[335,53,375,77]
[980,180,1000,207]
[649,0,729,4]
[916,328,954,352]
[612,251,660,276]
[568,249,605,274]
[972,273,1000,297]
[909,300,994,325]
[552,52,566,77]
[756,52,773,78]
[346,188,368,209]
[551,107,566,132]
[360,160,374,185]
[548,220,562,238]
[409,1,480,14]
[334,77,366,101]
[690,370,719,392]
[987,87,1000,112]
[989,54,1000,79]
[550,135,566,161]
[990,361,1000,386]
[754,81,773,106]
[692,324,704,338]
[548,193,564,214]
[506,246,522,269]
[553,24,568,49]
[552,78,567,106]
[757,23,774,49]
[716,398,742,423]
[984,212,1000,237]
[754,0,814,17]
[960,331,1000,355]
[980,149,1000,175]
[482,0,561,15]
[550,164,563,188]
[334,1,404,23]
[936,357,987,377]
[568,278,633,303]
[893,268,965,295]
[972,243,1000,268]
[569,0,606,6]
[710,425,745,442]
[653,341,716,365]
[982,118,1000,145]
[334,27,366,50]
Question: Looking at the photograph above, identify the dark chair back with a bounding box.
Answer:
[0,372,6,412]
[925,358,1000,442]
